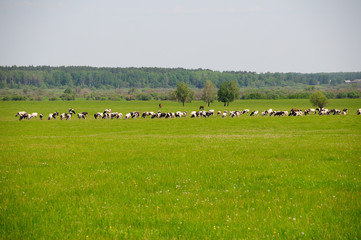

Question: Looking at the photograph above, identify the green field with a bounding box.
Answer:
[1,99,361,239]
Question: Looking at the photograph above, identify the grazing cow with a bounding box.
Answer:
[30,112,38,118]
[102,112,111,119]
[207,110,215,117]
[243,109,250,114]
[69,108,76,114]
[125,113,132,119]
[330,109,341,115]
[273,111,284,116]
[15,111,27,118]
[318,109,329,115]
[159,103,162,109]
[66,113,72,120]
[104,109,112,114]
[217,111,222,116]
[94,112,103,119]
[48,112,59,120]
[342,109,348,115]
[39,114,43,120]
[229,111,241,117]
[357,109,361,115]
[82,112,89,117]
[60,113,67,120]
[305,109,316,115]
[222,111,227,118]
[142,112,154,118]
[130,112,140,118]
[250,110,259,116]
[19,113,29,120]
[199,105,204,110]
[77,113,86,119]
[289,109,303,116]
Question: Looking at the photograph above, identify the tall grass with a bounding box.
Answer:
[1,99,360,239]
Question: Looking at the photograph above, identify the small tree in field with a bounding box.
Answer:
[310,91,329,108]
[202,80,216,107]
[217,81,239,106]
[175,82,193,106]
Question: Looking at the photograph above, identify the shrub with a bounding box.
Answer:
[136,93,152,101]
[11,95,27,101]
[125,95,136,101]
[336,92,347,99]
[60,93,75,101]
[347,91,360,99]
[49,96,59,101]
[310,91,329,108]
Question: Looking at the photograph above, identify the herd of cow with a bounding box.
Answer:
[15,107,361,121]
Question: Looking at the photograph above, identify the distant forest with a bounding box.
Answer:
[1,66,361,89]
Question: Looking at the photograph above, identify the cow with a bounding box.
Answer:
[39,114,43,120]
[19,113,29,120]
[77,113,86,119]
[305,109,316,115]
[104,109,112,114]
[131,112,140,118]
[159,103,162,109]
[357,109,361,115]
[48,112,59,120]
[330,109,341,115]
[30,112,38,118]
[69,108,76,114]
[94,112,103,119]
[15,111,27,118]
[199,105,204,110]
[289,109,303,116]
[60,113,67,120]
[243,109,250,114]
[250,110,259,116]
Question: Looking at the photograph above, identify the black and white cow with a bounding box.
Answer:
[94,112,103,119]
[60,113,67,120]
[250,110,259,116]
[48,112,59,120]
[77,113,86,119]
[16,111,27,119]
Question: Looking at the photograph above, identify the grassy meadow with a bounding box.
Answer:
[1,99,361,239]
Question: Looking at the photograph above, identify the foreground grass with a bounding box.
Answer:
[0,99,361,239]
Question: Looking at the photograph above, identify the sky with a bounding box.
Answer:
[0,0,360,73]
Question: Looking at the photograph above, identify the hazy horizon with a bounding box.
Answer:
[1,0,361,73]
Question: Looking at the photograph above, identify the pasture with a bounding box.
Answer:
[1,99,361,239]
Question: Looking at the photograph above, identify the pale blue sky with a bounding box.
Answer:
[0,0,360,73]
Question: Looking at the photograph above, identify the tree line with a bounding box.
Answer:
[1,66,361,89]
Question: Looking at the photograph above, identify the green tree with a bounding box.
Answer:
[64,87,73,94]
[310,91,329,108]
[202,80,216,107]
[217,81,239,106]
[175,82,193,106]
